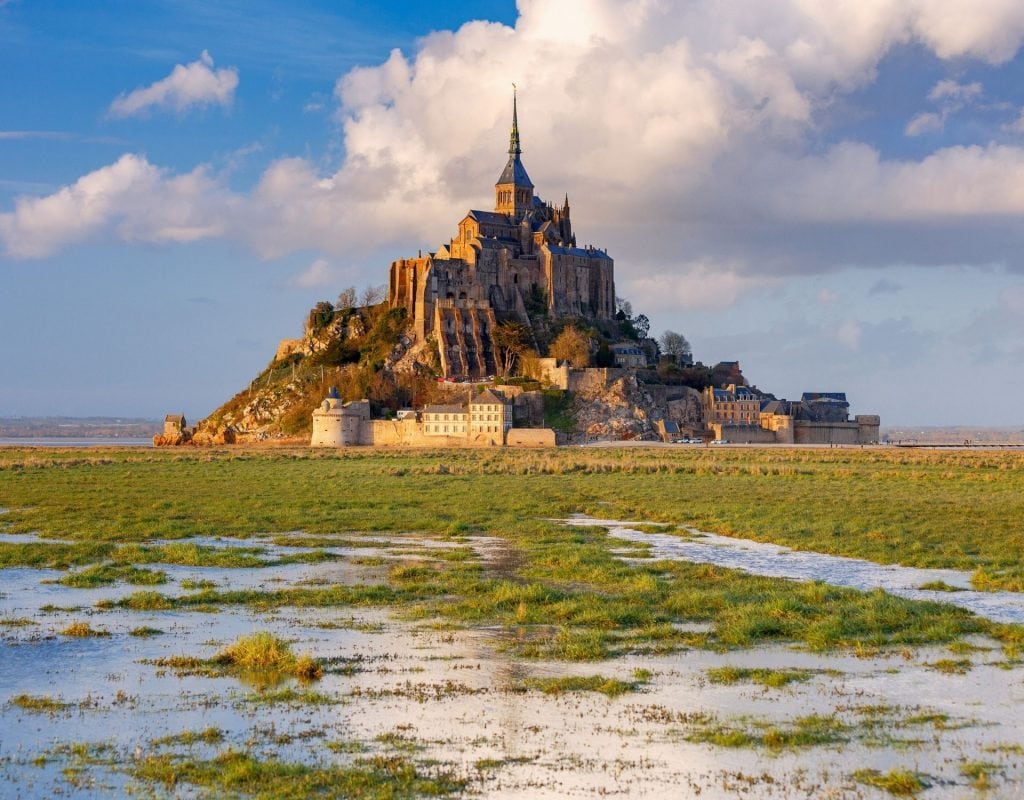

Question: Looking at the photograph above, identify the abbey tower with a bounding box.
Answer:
[388,92,616,378]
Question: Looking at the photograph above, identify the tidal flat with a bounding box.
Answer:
[1,445,1023,797]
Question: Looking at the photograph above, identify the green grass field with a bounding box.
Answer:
[1,445,1023,657]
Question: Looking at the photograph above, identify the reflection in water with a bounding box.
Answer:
[0,526,1022,798]
[566,515,1024,624]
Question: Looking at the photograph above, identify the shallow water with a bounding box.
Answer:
[567,516,1024,624]
[0,438,153,447]
[1,527,1024,798]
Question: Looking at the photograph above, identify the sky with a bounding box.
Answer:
[3,0,1024,426]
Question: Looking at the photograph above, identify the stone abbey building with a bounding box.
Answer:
[388,93,616,378]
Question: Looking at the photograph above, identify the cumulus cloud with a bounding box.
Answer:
[1003,109,1024,133]
[0,154,228,258]
[625,262,780,312]
[6,0,1024,299]
[906,78,984,136]
[108,51,238,118]
[928,79,983,103]
[905,111,944,136]
[291,258,340,288]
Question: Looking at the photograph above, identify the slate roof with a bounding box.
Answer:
[495,155,534,188]
[760,400,791,414]
[422,404,467,414]
[547,244,612,260]
[801,392,848,403]
[467,210,514,225]
[471,388,509,406]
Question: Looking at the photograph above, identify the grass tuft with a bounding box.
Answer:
[852,768,927,796]
[61,621,110,638]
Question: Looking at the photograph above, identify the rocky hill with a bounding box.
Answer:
[196,298,727,444]
[198,302,433,441]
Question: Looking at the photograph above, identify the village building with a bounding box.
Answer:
[312,386,536,448]
[388,92,616,378]
[610,342,647,369]
[702,384,760,425]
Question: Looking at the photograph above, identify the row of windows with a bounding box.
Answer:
[497,189,530,205]
[424,424,505,434]
[426,424,466,434]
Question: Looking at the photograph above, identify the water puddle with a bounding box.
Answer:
[1,526,1023,797]
[566,516,1024,625]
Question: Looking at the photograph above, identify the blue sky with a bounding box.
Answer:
[3,0,1024,426]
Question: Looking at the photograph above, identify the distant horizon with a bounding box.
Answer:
[2,415,1023,433]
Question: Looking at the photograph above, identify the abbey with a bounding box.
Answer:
[388,93,616,378]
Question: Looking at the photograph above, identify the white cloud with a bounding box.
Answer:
[1003,109,1024,133]
[928,79,983,102]
[625,262,780,312]
[0,154,227,258]
[291,258,339,288]
[6,0,1024,291]
[905,111,944,136]
[108,51,238,118]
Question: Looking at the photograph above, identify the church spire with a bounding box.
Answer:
[495,85,533,219]
[509,84,521,157]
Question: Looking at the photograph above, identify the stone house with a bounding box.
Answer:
[610,343,647,368]
[702,384,760,425]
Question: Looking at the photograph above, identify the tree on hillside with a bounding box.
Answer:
[337,287,357,312]
[633,313,650,339]
[660,330,692,361]
[309,301,335,332]
[361,284,386,306]
[549,326,592,368]
[493,320,532,376]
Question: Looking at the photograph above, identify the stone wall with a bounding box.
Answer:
[793,421,862,445]
[856,415,881,444]
[711,423,778,444]
[568,367,624,394]
[506,428,557,447]
[363,420,537,448]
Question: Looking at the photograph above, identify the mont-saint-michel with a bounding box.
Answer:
[166,95,878,450]
[4,2,1024,799]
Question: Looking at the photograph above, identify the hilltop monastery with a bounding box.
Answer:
[307,96,879,449]
[388,92,615,379]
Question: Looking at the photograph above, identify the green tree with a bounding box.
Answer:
[493,320,532,376]
[633,313,650,339]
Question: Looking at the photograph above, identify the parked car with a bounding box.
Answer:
[710,439,729,445]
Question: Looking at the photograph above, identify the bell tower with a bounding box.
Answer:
[495,87,534,221]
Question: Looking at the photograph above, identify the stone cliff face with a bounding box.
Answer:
[570,374,703,441]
